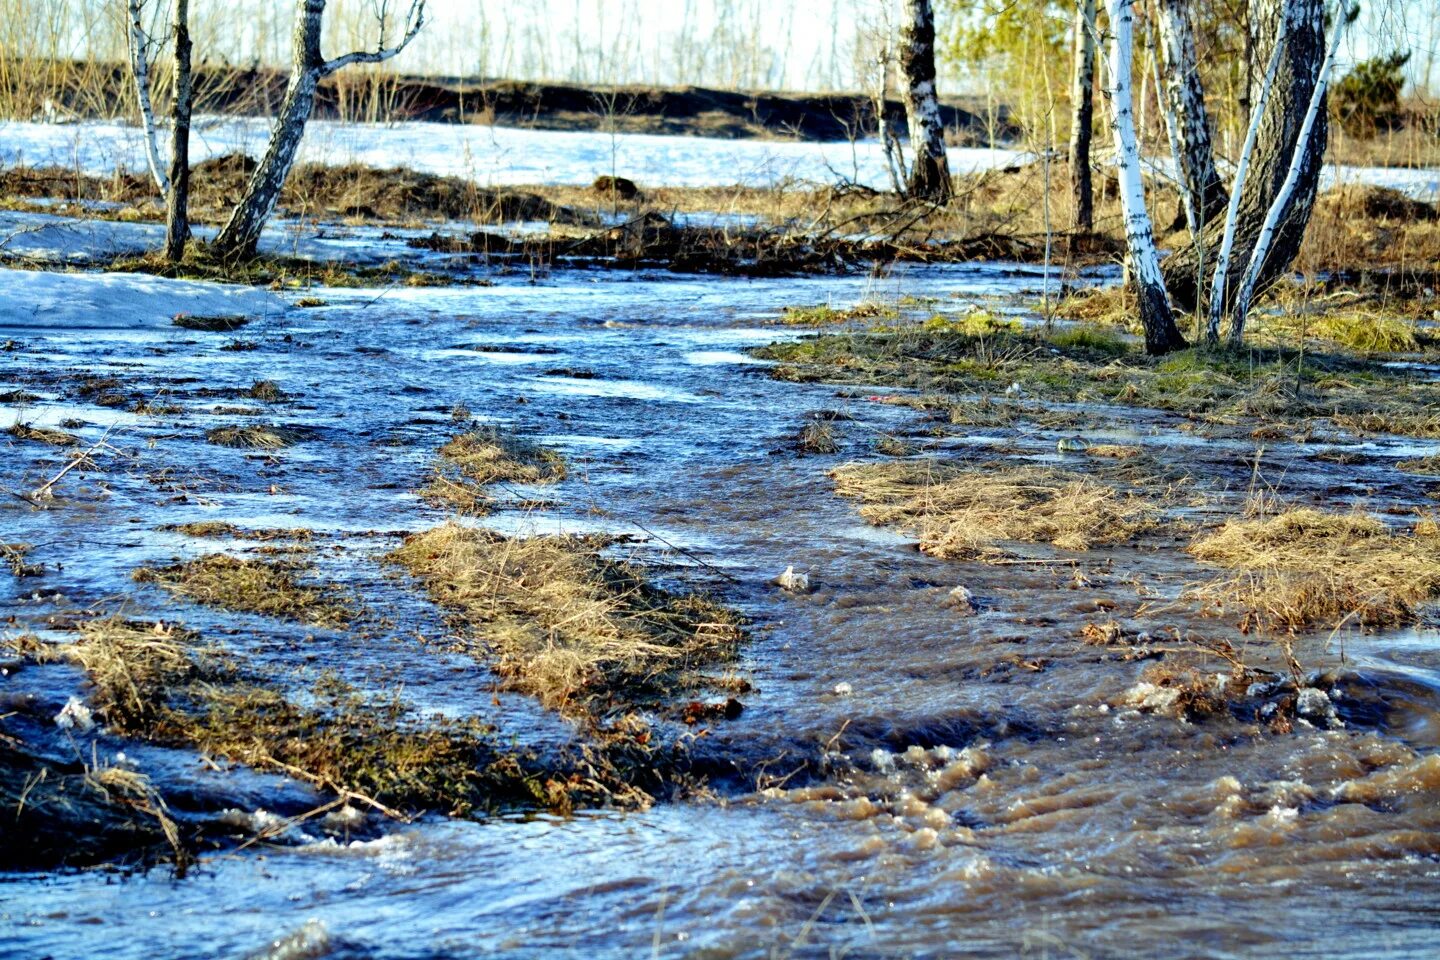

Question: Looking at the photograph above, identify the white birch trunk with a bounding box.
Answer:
[1205,2,1290,343]
[126,0,170,197]
[1105,0,1185,353]
[1228,2,1350,341]
[1154,0,1226,223]
[899,0,952,201]
[214,0,426,258]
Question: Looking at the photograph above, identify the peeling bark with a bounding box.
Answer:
[1161,0,1329,315]
[1069,0,1097,231]
[165,0,193,263]
[899,0,952,202]
[213,0,426,258]
[1105,0,1187,354]
[1154,0,1227,224]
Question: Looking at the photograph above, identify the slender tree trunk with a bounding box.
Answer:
[126,0,169,197]
[1161,0,1329,314]
[165,0,193,263]
[1106,0,1187,354]
[1069,0,1097,231]
[212,0,425,259]
[899,0,952,201]
[1154,0,1227,223]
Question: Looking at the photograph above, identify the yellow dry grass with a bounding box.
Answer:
[830,461,1162,560]
[1188,508,1440,632]
[386,523,741,713]
[134,554,353,627]
[421,429,566,514]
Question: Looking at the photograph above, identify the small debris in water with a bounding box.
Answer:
[1056,436,1089,453]
[53,695,95,731]
[776,565,810,593]
[947,585,978,614]
[833,681,854,696]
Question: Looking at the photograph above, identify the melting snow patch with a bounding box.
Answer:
[0,268,283,331]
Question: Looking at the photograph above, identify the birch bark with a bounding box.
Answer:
[899,0,953,201]
[1154,0,1227,223]
[1228,2,1350,341]
[126,0,169,197]
[213,0,425,258]
[1105,0,1187,354]
[1161,0,1329,315]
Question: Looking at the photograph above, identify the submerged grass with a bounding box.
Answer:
[757,321,1440,437]
[386,523,742,714]
[133,554,353,627]
[830,461,1163,560]
[1188,508,1440,633]
[17,618,572,823]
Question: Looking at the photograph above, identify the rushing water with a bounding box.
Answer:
[2,260,1439,959]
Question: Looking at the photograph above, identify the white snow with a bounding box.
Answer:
[1,118,1433,199]
[0,117,1024,190]
[0,267,283,331]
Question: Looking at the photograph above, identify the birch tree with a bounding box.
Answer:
[1153,0,1227,224]
[212,0,427,259]
[1104,0,1187,354]
[1069,0,1097,230]
[1161,0,1330,314]
[126,0,192,262]
[126,0,169,197]
[899,0,953,201]
[1228,2,1354,341]
[165,0,193,262]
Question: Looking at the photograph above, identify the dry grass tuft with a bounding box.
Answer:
[7,422,79,446]
[172,314,250,332]
[386,523,741,713]
[134,554,353,627]
[245,380,286,402]
[1397,454,1440,475]
[421,429,566,514]
[205,424,306,449]
[1188,508,1440,632]
[797,420,840,454]
[831,461,1162,559]
[161,521,313,541]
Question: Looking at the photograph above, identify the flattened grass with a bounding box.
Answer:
[830,461,1162,560]
[1188,508,1440,632]
[206,424,307,449]
[386,523,742,714]
[134,554,353,627]
[24,617,566,818]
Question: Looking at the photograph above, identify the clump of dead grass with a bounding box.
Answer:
[160,521,314,541]
[421,429,566,514]
[1397,454,1440,475]
[134,554,353,627]
[386,523,742,713]
[205,424,306,449]
[7,422,79,446]
[797,420,840,454]
[830,461,1162,560]
[20,616,572,820]
[1188,508,1440,632]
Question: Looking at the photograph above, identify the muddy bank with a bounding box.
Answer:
[20,62,1007,143]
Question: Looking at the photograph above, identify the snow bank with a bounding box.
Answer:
[0,268,283,331]
[0,117,1024,190]
[1,118,1434,199]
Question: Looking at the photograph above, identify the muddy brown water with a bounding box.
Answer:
[2,260,1439,959]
